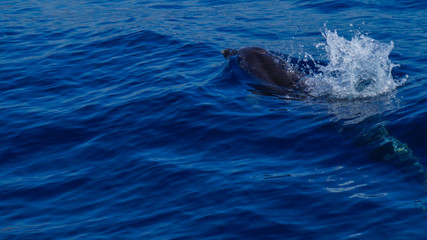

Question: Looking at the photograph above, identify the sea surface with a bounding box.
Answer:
[1,0,426,239]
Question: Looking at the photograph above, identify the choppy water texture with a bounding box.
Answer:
[1,1,427,239]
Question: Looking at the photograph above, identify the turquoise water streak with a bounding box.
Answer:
[1,1,426,239]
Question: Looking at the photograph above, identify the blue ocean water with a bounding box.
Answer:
[1,0,426,239]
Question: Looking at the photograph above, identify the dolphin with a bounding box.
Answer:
[222,47,427,185]
[221,47,303,89]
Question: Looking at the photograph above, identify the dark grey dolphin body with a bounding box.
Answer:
[222,47,302,89]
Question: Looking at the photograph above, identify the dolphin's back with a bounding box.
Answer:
[223,47,300,89]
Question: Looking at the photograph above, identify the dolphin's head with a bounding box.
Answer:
[221,48,238,59]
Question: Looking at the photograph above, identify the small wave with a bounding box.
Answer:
[302,28,407,99]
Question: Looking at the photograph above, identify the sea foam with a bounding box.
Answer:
[303,28,407,99]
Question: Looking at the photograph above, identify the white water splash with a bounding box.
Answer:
[303,29,407,99]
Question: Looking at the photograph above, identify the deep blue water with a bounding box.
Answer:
[1,0,427,239]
